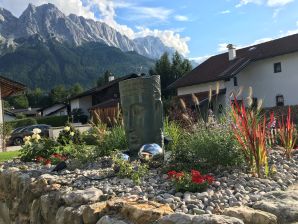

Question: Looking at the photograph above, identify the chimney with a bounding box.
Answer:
[108,76,115,82]
[28,107,32,111]
[227,44,236,61]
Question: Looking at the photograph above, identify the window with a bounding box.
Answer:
[274,62,281,73]
[276,95,284,106]
[233,77,238,86]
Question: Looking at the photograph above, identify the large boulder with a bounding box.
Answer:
[61,187,103,206]
[223,206,277,224]
[157,213,244,224]
[120,201,173,224]
[82,202,108,224]
[253,190,298,223]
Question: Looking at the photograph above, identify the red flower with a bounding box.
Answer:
[192,176,205,184]
[204,175,214,184]
[44,159,51,165]
[191,170,201,177]
[36,156,45,163]
[175,172,184,179]
[167,170,177,178]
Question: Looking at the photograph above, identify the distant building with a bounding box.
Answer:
[4,110,16,122]
[169,33,298,113]
[69,73,140,123]
[38,103,69,117]
[10,107,41,117]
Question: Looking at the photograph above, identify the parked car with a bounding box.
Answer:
[8,124,51,146]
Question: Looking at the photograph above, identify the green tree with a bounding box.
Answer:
[97,70,112,87]
[49,85,68,104]
[150,51,192,98]
[70,83,83,97]
[8,95,29,109]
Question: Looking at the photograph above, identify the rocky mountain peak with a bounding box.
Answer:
[0,3,175,59]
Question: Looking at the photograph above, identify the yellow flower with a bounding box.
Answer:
[24,140,32,146]
[23,136,31,142]
[32,134,41,141]
[70,132,75,137]
[33,128,42,134]
[64,126,71,132]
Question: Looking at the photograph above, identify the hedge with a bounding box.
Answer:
[6,118,37,129]
[36,115,69,127]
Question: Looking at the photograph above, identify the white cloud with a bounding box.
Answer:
[85,0,190,55]
[0,0,95,19]
[236,0,294,7]
[175,15,189,21]
[189,55,212,64]
[134,26,190,56]
[0,0,190,55]
[267,0,294,7]
[220,10,231,14]
[236,0,262,7]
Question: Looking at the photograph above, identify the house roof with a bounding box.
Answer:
[11,108,40,116]
[38,103,67,112]
[70,73,140,101]
[169,33,298,89]
[0,76,26,98]
[90,99,119,110]
[4,110,16,117]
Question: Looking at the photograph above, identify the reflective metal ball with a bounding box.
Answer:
[138,143,164,161]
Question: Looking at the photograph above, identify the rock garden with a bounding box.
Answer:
[1,83,298,224]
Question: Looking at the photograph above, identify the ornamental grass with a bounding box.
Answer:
[278,107,297,159]
[231,97,269,177]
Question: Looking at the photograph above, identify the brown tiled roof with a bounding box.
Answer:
[169,33,298,89]
[0,76,26,98]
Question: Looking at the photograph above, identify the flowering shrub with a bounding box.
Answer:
[167,170,214,192]
[20,130,59,162]
[278,107,298,159]
[57,125,82,145]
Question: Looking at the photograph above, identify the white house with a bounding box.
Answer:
[39,103,68,117]
[169,33,298,113]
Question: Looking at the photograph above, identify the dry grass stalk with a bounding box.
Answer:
[208,87,212,102]
[216,82,220,95]
[191,94,199,106]
[236,86,244,98]
[257,99,263,111]
[179,98,187,111]
[248,86,253,98]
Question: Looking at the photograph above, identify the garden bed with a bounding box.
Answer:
[0,148,297,224]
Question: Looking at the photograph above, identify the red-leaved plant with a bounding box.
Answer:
[231,97,269,177]
[167,170,214,192]
[278,107,297,159]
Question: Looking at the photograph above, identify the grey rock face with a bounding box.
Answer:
[253,189,298,224]
[0,3,175,59]
[96,215,129,224]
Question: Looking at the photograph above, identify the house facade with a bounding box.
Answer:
[39,103,68,117]
[69,74,139,122]
[170,33,298,113]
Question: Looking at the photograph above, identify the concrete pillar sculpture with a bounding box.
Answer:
[119,75,163,156]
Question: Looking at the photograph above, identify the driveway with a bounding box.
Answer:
[5,146,21,152]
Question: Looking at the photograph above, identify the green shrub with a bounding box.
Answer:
[169,122,244,172]
[7,118,37,129]
[57,125,82,145]
[164,118,186,152]
[95,125,128,157]
[113,156,148,184]
[36,115,69,127]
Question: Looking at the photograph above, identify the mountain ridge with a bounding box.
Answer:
[0,3,175,59]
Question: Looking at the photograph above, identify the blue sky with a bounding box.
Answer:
[1,0,298,62]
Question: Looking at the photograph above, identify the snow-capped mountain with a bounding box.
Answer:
[0,3,175,59]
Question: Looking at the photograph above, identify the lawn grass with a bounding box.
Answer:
[0,151,20,162]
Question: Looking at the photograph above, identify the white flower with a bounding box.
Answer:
[70,132,75,137]
[33,128,42,134]
[64,126,71,132]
